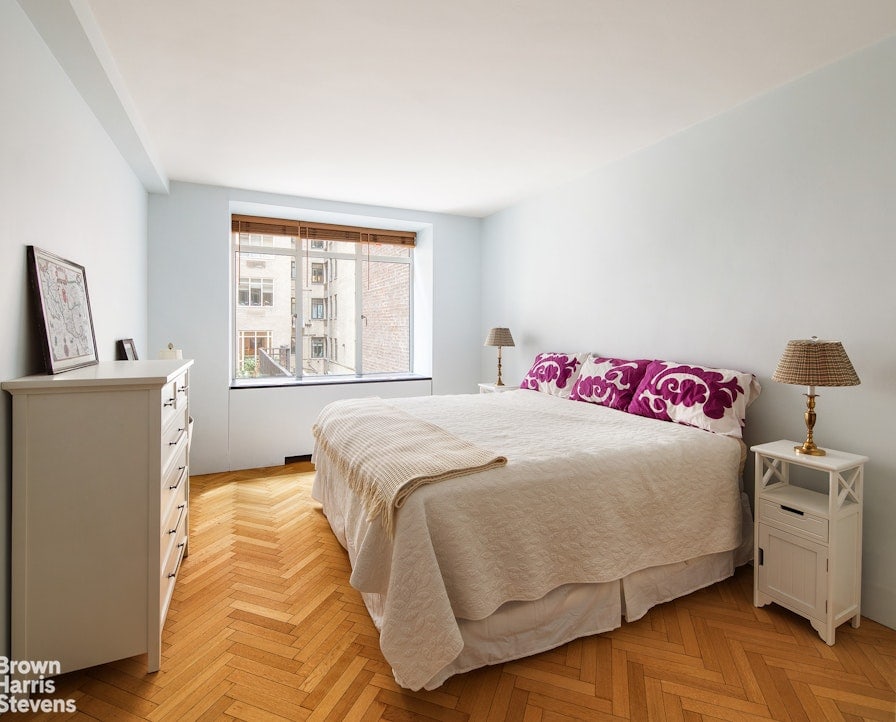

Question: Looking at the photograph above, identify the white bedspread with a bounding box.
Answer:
[312,391,744,690]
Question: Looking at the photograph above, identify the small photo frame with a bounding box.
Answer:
[117,338,138,361]
[27,246,98,374]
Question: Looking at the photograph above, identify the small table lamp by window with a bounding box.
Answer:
[772,337,860,456]
[484,327,515,386]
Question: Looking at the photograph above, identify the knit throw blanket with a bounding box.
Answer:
[312,398,507,537]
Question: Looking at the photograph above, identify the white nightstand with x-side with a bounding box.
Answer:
[752,440,866,645]
[478,383,519,393]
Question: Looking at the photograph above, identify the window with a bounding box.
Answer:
[238,278,273,307]
[237,330,272,377]
[232,214,415,382]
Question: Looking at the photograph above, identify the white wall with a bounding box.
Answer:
[481,38,896,629]
[0,1,148,658]
[148,182,480,474]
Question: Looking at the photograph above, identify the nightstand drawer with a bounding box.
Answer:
[759,498,828,542]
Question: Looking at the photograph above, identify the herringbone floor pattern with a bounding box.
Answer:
[19,463,896,721]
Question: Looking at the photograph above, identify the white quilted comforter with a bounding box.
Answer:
[312,391,744,690]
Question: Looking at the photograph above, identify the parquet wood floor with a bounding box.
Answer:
[18,464,896,721]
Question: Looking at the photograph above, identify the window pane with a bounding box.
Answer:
[239,232,295,251]
[361,260,410,374]
[234,252,295,378]
[301,253,356,376]
[366,242,410,259]
[303,238,356,255]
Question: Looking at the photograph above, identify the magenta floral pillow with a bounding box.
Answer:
[570,357,651,411]
[627,360,760,438]
[519,352,586,398]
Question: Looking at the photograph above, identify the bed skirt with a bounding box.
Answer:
[362,544,740,690]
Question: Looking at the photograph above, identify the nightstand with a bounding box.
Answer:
[478,383,519,393]
[752,440,867,644]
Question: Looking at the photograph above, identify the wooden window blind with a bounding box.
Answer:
[231,214,416,247]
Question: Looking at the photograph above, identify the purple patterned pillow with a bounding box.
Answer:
[570,357,652,411]
[627,360,760,438]
[519,352,586,398]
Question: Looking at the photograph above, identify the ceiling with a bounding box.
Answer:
[71,1,896,216]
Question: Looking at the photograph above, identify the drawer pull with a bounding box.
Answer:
[167,542,186,579]
[167,504,186,535]
[168,465,187,491]
[178,386,189,394]
[780,505,804,516]
[163,398,175,408]
[168,429,187,447]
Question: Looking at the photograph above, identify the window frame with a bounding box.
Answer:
[232,216,415,384]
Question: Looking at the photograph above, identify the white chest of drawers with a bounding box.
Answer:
[2,359,193,674]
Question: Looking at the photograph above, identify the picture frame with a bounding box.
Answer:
[27,246,99,374]
[117,338,139,361]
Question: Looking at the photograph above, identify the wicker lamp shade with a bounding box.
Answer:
[772,339,860,387]
[772,337,859,456]
[484,328,515,348]
[484,327,514,386]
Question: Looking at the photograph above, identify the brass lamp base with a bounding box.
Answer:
[794,392,826,456]
[495,346,505,386]
[794,441,826,456]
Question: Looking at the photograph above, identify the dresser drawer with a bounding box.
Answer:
[160,378,179,429]
[161,489,188,565]
[160,371,189,426]
[160,525,187,625]
[162,445,188,511]
[161,408,189,475]
[759,498,828,542]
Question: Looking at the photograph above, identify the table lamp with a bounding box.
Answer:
[484,327,514,386]
[772,337,860,456]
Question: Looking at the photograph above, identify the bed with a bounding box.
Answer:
[311,354,758,691]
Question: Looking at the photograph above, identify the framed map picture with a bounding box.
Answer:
[27,246,98,374]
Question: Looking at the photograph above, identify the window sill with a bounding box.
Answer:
[230,373,431,390]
